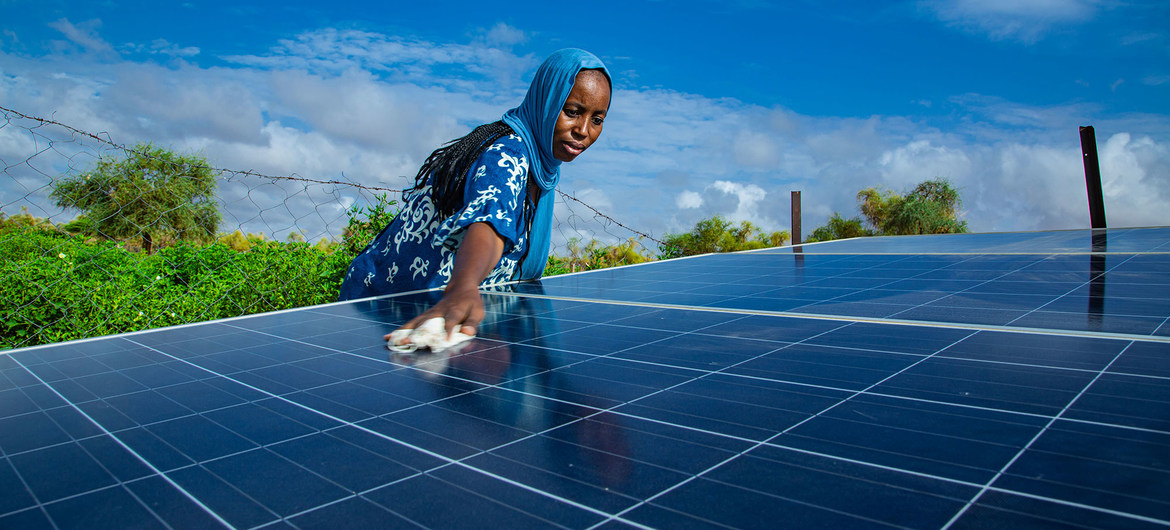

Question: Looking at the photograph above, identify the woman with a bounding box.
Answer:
[338,48,612,341]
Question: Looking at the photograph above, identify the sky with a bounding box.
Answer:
[1,0,1168,249]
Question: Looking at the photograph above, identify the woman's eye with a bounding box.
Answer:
[563,109,579,117]
[592,117,604,126]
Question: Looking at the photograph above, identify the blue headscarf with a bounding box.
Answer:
[501,48,611,279]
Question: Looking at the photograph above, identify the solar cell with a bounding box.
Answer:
[1,227,1168,528]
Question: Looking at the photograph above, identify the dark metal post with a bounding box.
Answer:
[1080,126,1107,229]
[791,191,801,246]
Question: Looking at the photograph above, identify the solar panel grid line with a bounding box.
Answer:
[940,340,1136,528]
[519,229,1170,521]
[4,352,233,529]
[974,486,1170,528]
[307,305,863,527]
[592,322,983,528]
[2,318,1160,528]
[729,253,1011,323]
[0,447,58,527]
[507,311,1146,521]
[1153,317,1170,336]
[201,306,842,524]
[641,252,1160,334]
[755,375,1166,526]
[6,332,423,526]
[885,256,1088,323]
[697,253,973,316]
[320,294,1168,452]
[491,290,1170,344]
[996,252,1144,330]
[3,227,1168,528]
[122,336,653,529]
[175,297,987,524]
[527,331,1132,448]
[752,251,1170,255]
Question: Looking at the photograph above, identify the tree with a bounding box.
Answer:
[50,144,221,254]
[340,193,398,258]
[659,216,789,259]
[0,207,56,232]
[808,178,967,243]
[857,178,967,235]
[806,213,875,243]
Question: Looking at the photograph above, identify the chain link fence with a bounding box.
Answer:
[0,105,662,350]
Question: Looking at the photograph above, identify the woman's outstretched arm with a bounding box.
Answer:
[387,221,504,340]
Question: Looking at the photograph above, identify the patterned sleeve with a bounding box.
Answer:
[434,134,530,251]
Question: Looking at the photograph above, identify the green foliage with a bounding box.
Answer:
[809,178,967,242]
[658,216,789,259]
[341,193,399,258]
[0,207,57,231]
[60,214,98,236]
[805,213,875,243]
[0,226,349,350]
[857,178,967,235]
[49,143,222,254]
[217,230,270,252]
[545,237,652,275]
[0,188,404,349]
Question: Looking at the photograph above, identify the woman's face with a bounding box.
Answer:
[552,70,611,163]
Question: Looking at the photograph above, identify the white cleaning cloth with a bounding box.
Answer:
[387,317,474,353]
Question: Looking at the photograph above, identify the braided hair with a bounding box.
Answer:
[409,120,516,219]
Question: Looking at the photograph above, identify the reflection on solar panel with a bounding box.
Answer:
[2,227,1168,528]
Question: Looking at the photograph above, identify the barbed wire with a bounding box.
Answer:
[0,104,664,247]
[0,104,668,349]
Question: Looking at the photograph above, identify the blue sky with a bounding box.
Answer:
[2,0,1168,246]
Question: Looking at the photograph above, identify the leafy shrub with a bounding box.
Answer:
[0,215,357,350]
[341,193,399,257]
[805,213,875,243]
[658,217,789,259]
[810,177,968,242]
[546,237,652,275]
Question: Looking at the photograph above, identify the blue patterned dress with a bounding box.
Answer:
[338,134,532,300]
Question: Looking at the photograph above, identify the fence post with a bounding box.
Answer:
[1079,126,1107,229]
[790,191,802,246]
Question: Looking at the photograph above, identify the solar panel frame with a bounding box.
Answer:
[2,227,1168,529]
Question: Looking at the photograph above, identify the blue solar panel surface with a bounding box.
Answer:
[1,227,1168,528]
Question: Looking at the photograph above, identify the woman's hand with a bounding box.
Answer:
[393,285,484,340]
[384,222,505,342]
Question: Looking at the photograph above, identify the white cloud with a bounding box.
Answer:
[712,180,768,222]
[148,39,200,57]
[669,180,771,230]
[223,28,537,91]
[925,0,1101,43]
[2,22,1168,250]
[1099,132,1170,227]
[733,130,781,168]
[47,18,116,56]
[879,140,973,189]
[120,39,199,57]
[676,190,703,209]
[570,187,614,212]
[479,23,528,48]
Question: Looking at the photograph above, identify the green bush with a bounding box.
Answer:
[546,237,652,275]
[806,213,875,243]
[341,193,399,257]
[810,177,968,242]
[658,217,789,259]
[0,221,352,350]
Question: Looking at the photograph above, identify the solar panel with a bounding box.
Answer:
[2,227,1168,528]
